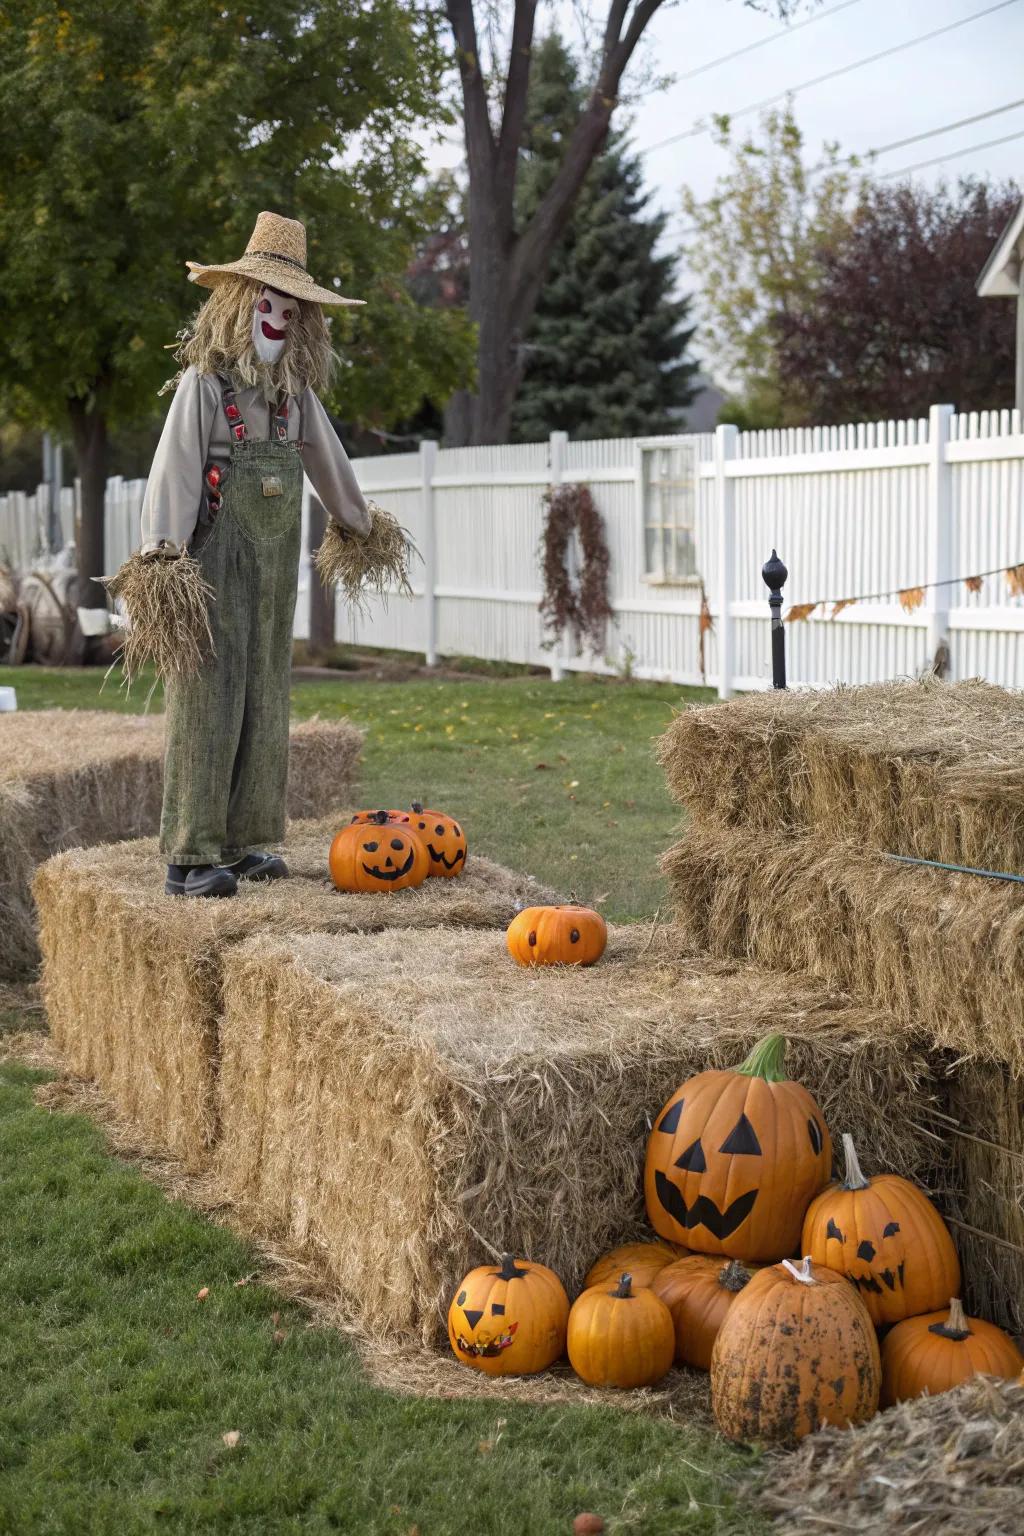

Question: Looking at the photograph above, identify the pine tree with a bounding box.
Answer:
[510,35,699,443]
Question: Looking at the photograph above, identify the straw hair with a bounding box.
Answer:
[164,273,337,400]
[103,548,214,686]
[186,210,363,309]
[212,925,941,1345]
[315,501,415,608]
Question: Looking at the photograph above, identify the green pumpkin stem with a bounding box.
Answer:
[929,1296,972,1342]
[734,1034,788,1082]
[613,1272,634,1298]
[718,1260,753,1293]
[841,1133,871,1192]
[497,1253,520,1281]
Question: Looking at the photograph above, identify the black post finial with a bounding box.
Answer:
[761,550,788,690]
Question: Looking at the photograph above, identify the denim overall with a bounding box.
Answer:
[160,376,303,866]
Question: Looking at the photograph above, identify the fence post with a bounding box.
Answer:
[421,437,438,667]
[549,429,569,682]
[714,423,738,699]
[926,403,955,677]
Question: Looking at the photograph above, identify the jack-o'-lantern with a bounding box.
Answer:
[583,1240,687,1293]
[802,1133,960,1326]
[881,1296,1024,1405]
[408,802,467,877]
[567,1273,675,1389]
[506,905,607,967]
[448,1253,569,1376]
[711,1256,881,1444]
[651,1256,754,1370]
[644,1034,832,1261]
[328,812,428,893]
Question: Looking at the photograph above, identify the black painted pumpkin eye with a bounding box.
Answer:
[882,1220,900,1237]
[826,1217,844,1242]
[491,1302,505,1316]
[418,821,426,829]
[528,931,537,946]
[719,1113,761,1156]
[857,1239,876,1262]
[390,837,404,850]
[456,1290,466,1305]
[674,1138,706,1173]
[364,840,378,852]
[570,929,580,943]
[435,824,445,836]
[657,1100,683,1134]
[807,1117,824,1155]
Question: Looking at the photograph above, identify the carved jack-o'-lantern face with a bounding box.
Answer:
[644,1035,832,1262]
[328,812,429,894]
[447,1253,569,1377]
[409,801,467,878]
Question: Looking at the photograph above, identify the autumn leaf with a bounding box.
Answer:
[196,1287,210,1301]
[222,1431,241,1448]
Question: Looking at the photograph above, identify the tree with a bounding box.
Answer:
[774,178,1022,422]
[444,0,807,445]
[0,1,474,605]
[509,35,697,441]
[682,106,858,426]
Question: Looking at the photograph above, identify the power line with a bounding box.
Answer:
[675,0,867,83]
[640,0,1023,156]
[810,96,1024,174]
[880,124,1024,178]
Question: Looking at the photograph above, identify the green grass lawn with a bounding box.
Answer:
[0,664,769,1536]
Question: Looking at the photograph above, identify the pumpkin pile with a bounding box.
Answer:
[445,1033,1023,1443]
[330,801,468,893]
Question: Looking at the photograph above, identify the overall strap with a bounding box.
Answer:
[217,373,248,442]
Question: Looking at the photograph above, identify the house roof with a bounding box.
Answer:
[977,196,1024,297]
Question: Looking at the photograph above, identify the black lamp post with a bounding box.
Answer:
[762,549,788,690]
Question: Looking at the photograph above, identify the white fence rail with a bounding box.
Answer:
[4,404,1024,693]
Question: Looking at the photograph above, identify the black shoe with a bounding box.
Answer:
[165,863,238,898]
[227,852,289,882]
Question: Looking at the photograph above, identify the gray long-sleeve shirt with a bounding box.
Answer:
[139,366,370,554]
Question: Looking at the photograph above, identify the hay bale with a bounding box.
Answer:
[213,925,942,1345]
[663,821,1024,1075]
[754,1374,1024,1534]
[659,679,1024,872]
[0,709,362,979]
[34,818,557,1171]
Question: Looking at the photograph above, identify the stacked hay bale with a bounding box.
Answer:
[660,679,1024,1332]
[1,710,362,979]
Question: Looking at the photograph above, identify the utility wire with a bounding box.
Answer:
[675,0,867,83]
[640,0,1023,156]
[810,96,1024,174]
[880,124,1024,177]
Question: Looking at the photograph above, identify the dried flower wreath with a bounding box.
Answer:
[539,483,614,654]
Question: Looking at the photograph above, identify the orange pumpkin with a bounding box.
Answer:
[328,813,429,893]
[644,1034,832,1261]
[583,1240,686,1293]
[408,802,468,878]
[711,1256,881,1444]
[802,1132,960,1326]
[567,1273,675,1389]
[448,1253,569,1376]
[651,1256,753,1370]
[506,905,607,967]
[881,1296,1024,1406]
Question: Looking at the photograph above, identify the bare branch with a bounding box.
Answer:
[494,0,538,221]
[445,0,496,174]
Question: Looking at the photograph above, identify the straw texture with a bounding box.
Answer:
[213,925,942,1345]
[1,712,362,980]
[315,502,414,609]
[34,818,557,1171]
[659,679,1024,871]
[103,549,215,685]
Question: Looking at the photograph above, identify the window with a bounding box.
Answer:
[642,442,698,583]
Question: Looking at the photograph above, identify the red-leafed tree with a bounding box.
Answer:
[774,178,1021,423]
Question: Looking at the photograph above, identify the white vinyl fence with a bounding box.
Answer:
[4,404,1024,693]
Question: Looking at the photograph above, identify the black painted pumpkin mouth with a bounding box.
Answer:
[427,844,466,869]
[362,850,416,881]
[654,1172,758,1239]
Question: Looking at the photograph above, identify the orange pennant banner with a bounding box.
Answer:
[898,587,926,613]
[964,575,984,594]
[1006,565,1024,597]
[785,603,818,623]
[830,598,857,619]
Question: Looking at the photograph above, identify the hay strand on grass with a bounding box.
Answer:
[315,501,415,609]
[103,548,214,685]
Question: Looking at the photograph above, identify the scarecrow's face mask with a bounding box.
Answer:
[251,285,294,364]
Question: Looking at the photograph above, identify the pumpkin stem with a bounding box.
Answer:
[718,1260,753,1293]
[930,1297,972,1341]
[613,1272,634,1298]
[371,809,389,825]
[734,1034,788,1082]
[411,801,424,814]
[497,1253,522,1281]
[781,1256,817,1286]
[841,1133,871,1192]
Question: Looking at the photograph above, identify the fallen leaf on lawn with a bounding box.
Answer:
[234,1273,257,1288]
[271,1311,280,1326]
[534,761,550,770]
[573,1515,605,1535]
[273,1329,287,1345]
[566,779,579,788]
[477,1439,494,1455]
[222,1431,241,1448]
[196,1287,210,1301]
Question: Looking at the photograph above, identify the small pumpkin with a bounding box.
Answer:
[651,1256,753,1371]
[802,1132,960,1326]
[506,904,607,967]
[567,1272,675,1389]
[711,1256,880,1444]
[448,1252,569,1376]
[328,811,429,894]
[644,1034,832,1261]
[881,1296,1024,1406]
[408,801,468,878]
[583,1240,687,1293]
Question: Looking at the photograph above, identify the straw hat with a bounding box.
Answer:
[185,211,363,307]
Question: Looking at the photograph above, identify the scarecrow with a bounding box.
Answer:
[107,212,409,898]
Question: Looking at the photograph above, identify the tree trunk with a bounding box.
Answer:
[68,391,109,609]
[307,496,337,656]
